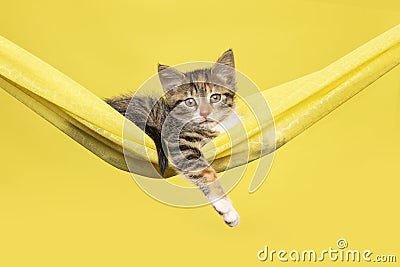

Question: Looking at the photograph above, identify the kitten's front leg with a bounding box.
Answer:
[187,168,240,227]
[168,126,239,226]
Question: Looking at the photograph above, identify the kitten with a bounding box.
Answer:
[106,50,240,227]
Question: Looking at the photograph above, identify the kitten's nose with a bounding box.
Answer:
[199,103,212,118]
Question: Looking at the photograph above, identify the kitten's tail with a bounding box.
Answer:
[105,96,169,176]
[146,126,168,176]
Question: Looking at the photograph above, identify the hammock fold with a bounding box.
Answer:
[1,24,400,177]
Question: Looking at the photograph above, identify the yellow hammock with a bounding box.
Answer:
[1,24,400,179]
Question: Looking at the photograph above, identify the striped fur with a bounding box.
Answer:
[106,50,240,226]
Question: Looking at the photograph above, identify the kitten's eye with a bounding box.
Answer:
[184,98,196,107]
[210,94,221,103]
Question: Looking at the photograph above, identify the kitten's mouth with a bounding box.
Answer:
[198,118,215,123]
[192,117,219,127]
[199,119,219,128]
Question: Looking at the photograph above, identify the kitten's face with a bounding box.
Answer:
[167,75,235,128]
[158,50,236,129]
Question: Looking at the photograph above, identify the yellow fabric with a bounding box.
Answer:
[1,24,399,177]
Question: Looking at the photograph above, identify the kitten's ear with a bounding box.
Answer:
[158,64,186,92]
[211,49,236,91]
[216,49,235,69]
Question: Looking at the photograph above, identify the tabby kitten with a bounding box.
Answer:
[106,50,240,227]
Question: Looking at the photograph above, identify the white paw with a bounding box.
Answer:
[212,198,240,227]
[223,209,240,227]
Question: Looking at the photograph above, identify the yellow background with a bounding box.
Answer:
[0,0,399,266]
